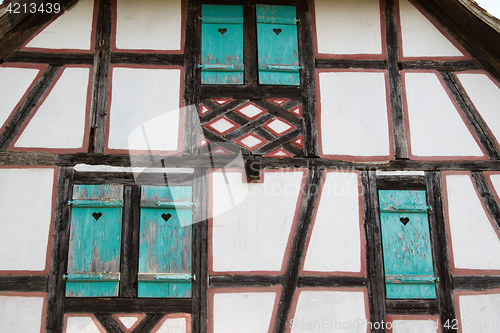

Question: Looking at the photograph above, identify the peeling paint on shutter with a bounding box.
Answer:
[66,185,123,297]
[256,5,300,85]
[138,186,193,298]
[379,190,437,299]
[200,5,244,85]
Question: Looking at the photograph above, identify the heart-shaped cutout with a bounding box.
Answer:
[218,28,227,36]
[92,212,102,221]
[273,28,282,35]
[400,217,410,226]
[161,213,172,222]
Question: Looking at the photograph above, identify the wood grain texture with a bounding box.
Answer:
[131,315,163,333]
[316,59,387,70]
[88,0,112,154]
[210,275,283,288]
[64,298,192,314]
[401,60,480,71]
[0,65,61,150]
[243,4,258,85]
[361,171,387,332]
[46,167,74,333]
[73,171,194,186]
[386,299,439,315]
[425,171,456,333]
[6,50,93,65]
[0,275,47,292]
[111,53,184,66]
[201,85,301,99]
[377,176,426,190]
[298,276,367,288]
[453,276,500,290]
[95,314,124,333]
[440,72,500,160]
[273,167,323,333]
[385,0,409,160]
[471,172,500,234]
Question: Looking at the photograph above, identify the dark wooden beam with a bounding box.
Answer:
[73,171,194,186]
[6,50,94,65]
[298,276,367,288]
[440,72,500,160]
[386,299,439,315]
[425,171,456,333]
[0,65,61,150]
[95,315,124,333]
[64,298,192,314]
[46,167,74,333]
[316,59,387,70]
[401,60,481,71]
[210,275,283,288]
[131,315,163,333]
[297,0,319,157]
[453,275,500,290]
[0,275,47,292]
[201,85,301,99]
[111,52,184,66]
[385,0,409,159]
[243,4,258,85]
[273,167,323,333]
[471,172,500,234]
[377,176,426,190]
[361,171,387,333]
[88,0,112,154]
[0,0,76,62]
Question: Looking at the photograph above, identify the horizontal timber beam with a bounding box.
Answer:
[64,298,192,314]
[0,275,47,292]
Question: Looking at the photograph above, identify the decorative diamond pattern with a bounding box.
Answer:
[264,148,293,158]
[205,117,239,136]
[200,104,211,115]
[267,98,288,106]
[264,118,295,136]
[235,103,266,120]
[291,135,304,148]
[234,133,267,150]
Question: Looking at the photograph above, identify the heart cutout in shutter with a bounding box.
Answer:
[400,217,410,226]
[92,212,102,221]
[273,28,282,35]
[161,213,172,222]
[218,28,227,36]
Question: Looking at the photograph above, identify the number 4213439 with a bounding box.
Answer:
[6,2,61,14]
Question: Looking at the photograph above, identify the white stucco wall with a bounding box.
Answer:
[0,295,45,333]
[314,0,382,55]
[457,292,500,333]
[212,170,304,272]
[446,174,500,270]
[303,171,362,273]
[290,290,367,333]
[108,67,181,151]
[398,0,463,58]
[404,72,484,158]
[15,67,90,149]
[457,73,500,148]
[213,291,277,333]
[25,0,95,50]
[0,168,54,271]
[65,316,104,333]
[319,71,390,158]
[154,317,186,333]
[0,67,40,130]
[115,0,182,51]
[391,320,438,333]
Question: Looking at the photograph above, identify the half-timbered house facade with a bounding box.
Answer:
[1,0,500,332]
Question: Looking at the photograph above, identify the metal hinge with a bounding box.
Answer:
[259,65,302,72]
[198,64,244,72]
[380,204,432,213]
[68,200,123,208]
[63,272,120,282]
[198,16,243,24]
[256,16,300,25]
[138,273,194,282]
[385,275,439,284]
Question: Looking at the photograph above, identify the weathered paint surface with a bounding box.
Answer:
[257,5,300,85]
[0,66,41,130]
[201,5,244,84]
[379,190,436,299]
[404,72,484,157]
[25,0,95,50]
[115,0,182,51]
[290,290,367,333]
[457,292,500,333]
[213,291,277,333]
[457,73,500,147]
[398,0,463,58]
[319,71,391,158]
[303,171,362,273]
[0,168,54,271]
[391,319,438,333]
[138,186,192,297]
[314,0,382,55]
[446,175,500,270]
[66,185,123,297]
[0,295,45,333]
[15,67,90,149]
[108,67,181,151]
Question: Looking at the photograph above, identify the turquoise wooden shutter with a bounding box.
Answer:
[138,186,193,298]
[65,185,123,297]
[379,190,437,299]
[200,5,244,85]
[256,5,300,85]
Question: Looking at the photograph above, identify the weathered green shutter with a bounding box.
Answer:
[65,185,123,297]
[379,190,437,299]
[138,186,193,298]
[200,5,244,85]
[256,5,300,85]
